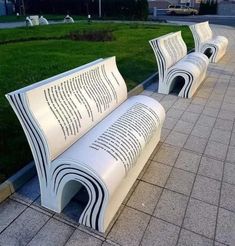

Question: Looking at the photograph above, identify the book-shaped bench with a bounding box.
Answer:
[6,57,165,232]
[64,15,74,23]
[190,21,228,63]
[26,15,49,26]
[149,31,209,98]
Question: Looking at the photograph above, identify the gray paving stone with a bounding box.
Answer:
[163,117,178,130]
[141,217,180,246]
[218,109,235,121]
[173,100,190,111]
[216,208,235,245]
[226,146,235,163]
[186,104,204,114]
[153,144,180,166]
[184,135,208,154]
[205,141,228,161]
[154,189,188,226]
[10,176,40,205]
[206,100,222,109]
[224,162,235,185]
[192,97,208,106]
[183,198,217,239]
[197,115,216,128]
[214,118,234,132]
[175,150,201,173]
[0,207,49,246]
[191,124,212,139]
[127,181,162,214]
[220,182,235,212]
[65,229,103,246]
[107,207,150,246]
[230,132,235,147]
[173,120,194,134]
[178,229,213,246]
[160,128,171,142]
[142,161,172,187]
[165,168,195,195]
[165,131,188,148]
[166,108,184,119]
[209,128,231,145]
[0,199,26,233]
[181,112,200,124]
[198,156,223,181]
[28,218,74,246]
[191,175,220,205]
[202,107,219,118]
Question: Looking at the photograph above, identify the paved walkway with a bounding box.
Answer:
[0,24,235,246]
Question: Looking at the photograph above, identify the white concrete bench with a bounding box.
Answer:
[64,15,74,23]
[26,15,49,26]
[190,21,228,63]
[6,57,165,232]
[149,31,209,98]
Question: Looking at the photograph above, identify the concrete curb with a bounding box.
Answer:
[0,161,36,203]
[0,72,157,204]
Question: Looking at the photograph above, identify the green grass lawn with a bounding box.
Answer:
[0,21,194,183]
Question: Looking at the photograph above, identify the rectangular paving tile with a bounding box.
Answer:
[184,135,208,154]
[226,146,235,163]
[178,229,213,246]
[28,218,74,246]
[186,104,204,114]
[154,189,188,226]
[107,207,150,246]
[141,161,172,187]
[0,207,49,246]
[127,181,162,214]
[209,128,231,145]
[166,108,184,119]
[197,115,216,128]
[202,107,219,118]
[175,150,201,173]
[205,141,228,161]
[191,175,220,205]
[214,118,234,132]
[165,131,188,148]
[216,208,235,245]
[173,120,194,135]
[141,217,180,246]
[0,199,26,233]
[230,132,235,147]
[165,168,195,196]
[163,117,178,130]
[181,112,200,124]
[220,182,235,212]
[191,124,213,139]
[198,156,223,181]
[223,162,235,185]
[183,198,217,239]
[153,144,180,166]
[65,229,103,246]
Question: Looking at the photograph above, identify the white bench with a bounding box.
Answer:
[190,21,228,63]
[6,57,165,232]
[26,15,49,26]
[149,31,209,98]
[39,16,49,25]
[64,15,74,23]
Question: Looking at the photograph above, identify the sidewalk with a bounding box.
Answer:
[0,24,235,246]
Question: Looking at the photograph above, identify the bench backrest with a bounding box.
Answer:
[190,21,213,49]
[6,57,127,161]
[149,31,187,82]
